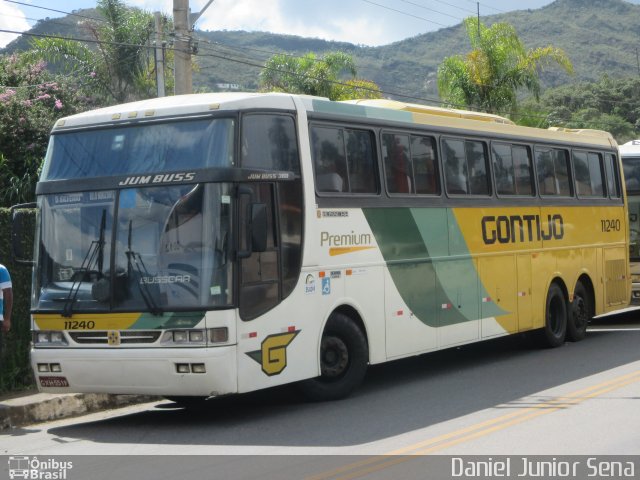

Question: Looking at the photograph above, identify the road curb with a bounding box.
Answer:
[0,393,158,430]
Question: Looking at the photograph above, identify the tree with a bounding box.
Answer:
[518,75,640,143]
[0,53,91,206]
[30,0,170,104]
[437,17,573,114]
[259,51,382,101]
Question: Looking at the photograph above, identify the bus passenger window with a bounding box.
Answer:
[311,125,378,194]
[311,126,348,193]
[383,133,413,194]
[605,153,621,198]
[588,152,605,197]
[412,135,438,195]
[346,129,377,194]
[536,147,571,196]
[573,151,593,196]
[442,138,468,194]
[442,138,490,195]
[492,143,533,196]
[466,141,490,195]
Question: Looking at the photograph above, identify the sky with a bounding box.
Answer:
[1,0,640,49]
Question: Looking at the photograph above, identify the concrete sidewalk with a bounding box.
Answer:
[0,391,158,430]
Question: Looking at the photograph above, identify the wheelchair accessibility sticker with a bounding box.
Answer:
[322,277,331,295]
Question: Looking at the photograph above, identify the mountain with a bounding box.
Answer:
[3,0,640,101]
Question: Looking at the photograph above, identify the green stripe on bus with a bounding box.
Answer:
[311,99,413,123]
[131,311,206,329]
[363,208,505,327]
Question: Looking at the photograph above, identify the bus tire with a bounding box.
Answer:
[298,312,369,401]
[540,282,567,348]
[568,282,591,342]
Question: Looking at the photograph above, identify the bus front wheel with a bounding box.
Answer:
[299,312,369,401]
[540,282,568,348]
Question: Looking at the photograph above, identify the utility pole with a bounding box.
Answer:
[173,0,216,95]
[173,0,192,95]
[154,12,166,97]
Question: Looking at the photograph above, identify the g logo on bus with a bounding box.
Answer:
[246,331,300,376]
[107,330,121,346]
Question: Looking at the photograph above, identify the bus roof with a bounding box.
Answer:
[619,140,640,156]
[52,92,302,130]
[52,92,618,149]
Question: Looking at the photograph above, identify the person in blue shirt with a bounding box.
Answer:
[0,264,13,355]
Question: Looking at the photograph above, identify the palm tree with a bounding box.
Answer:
[260,51,381,101]
[437,17,573,115]
[31,0,166,104]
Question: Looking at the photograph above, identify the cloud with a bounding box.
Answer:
[0,3,31,48]
[124,0,398,46]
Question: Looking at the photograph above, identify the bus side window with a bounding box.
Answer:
[573,151,593,196]
[346,129,378,194]
[442,138,468,194]
[587,152,605,197]
[311,126,348,193]
[492,143,533,196]
[241,114,300,173]
[442,138,490,196]
[412,135,439,195]
[311,125,378,194]
[465,140,490,195]
[382,133,413,194]
[536,147,572,196]
[605,153,621,198]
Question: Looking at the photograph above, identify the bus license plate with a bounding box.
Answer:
[39,376,69,388]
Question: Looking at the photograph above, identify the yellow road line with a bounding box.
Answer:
[306,369,640,480]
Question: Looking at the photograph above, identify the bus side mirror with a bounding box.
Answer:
[10,202,36,266]
[250,203,268,253]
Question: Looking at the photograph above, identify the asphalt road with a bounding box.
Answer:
[1,310,639,479]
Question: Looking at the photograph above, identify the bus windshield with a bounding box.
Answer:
[622,155,640,260]
[41,118,235,180]
[34,183,233,313]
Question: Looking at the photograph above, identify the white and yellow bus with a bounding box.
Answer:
[20,93,629,402]
[620,139,640,303]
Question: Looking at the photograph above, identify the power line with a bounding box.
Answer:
[2,0,105,23]
[428,0,477,15]
[462,0,506,13]
[399,0,464,21]
[0,28,182,53]
[360,0,450,28]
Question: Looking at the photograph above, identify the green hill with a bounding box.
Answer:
[3,0,640,101]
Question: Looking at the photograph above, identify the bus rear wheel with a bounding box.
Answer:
[540,282,567,348]
[568,282,591,342]
[298,312,368,401]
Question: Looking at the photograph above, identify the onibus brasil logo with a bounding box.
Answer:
[8,456,73,479]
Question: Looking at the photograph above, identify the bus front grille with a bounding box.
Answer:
[69,331,162,344]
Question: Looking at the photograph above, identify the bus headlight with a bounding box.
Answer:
[172,331,188,343]
[33,331,68,346]
[161,328,228,346]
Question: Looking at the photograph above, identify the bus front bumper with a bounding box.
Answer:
[30,346,238,397]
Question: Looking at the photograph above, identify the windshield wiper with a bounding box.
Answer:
[126,220,163,316]
[62,210,106,317]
